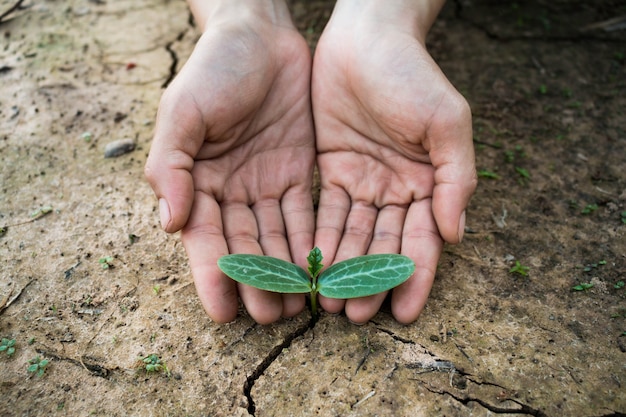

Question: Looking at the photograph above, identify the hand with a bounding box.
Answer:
[312,0,477,324]
[145,2,315,324]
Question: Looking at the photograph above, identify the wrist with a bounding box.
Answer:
[187,0,294,33]
[330,0,445,43]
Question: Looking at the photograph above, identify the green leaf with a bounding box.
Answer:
[307,247,324,279]
[218,254,311,294]
[317,254,415,299]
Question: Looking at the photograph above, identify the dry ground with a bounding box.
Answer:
[1,0,625,416]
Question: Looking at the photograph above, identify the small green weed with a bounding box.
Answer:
[583,260,606,272]
[478,170,500,179]
[27,356,50,377]
[572,282,594,292]
[614,281,625,290]
[621,211,626,224]
[515,167,530,180]
[509,261,530,276]
[30,206,53,219]
[0,338,16,357]
[139,354,170,376]
[581,204,598,215]
[98,256,113,269]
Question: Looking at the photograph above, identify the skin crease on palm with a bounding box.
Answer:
[144,0,477,326]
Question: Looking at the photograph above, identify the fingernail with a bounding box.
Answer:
[159,198,171,230]
[457,210,466,243]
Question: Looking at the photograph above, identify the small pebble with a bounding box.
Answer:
[104,139,135,158]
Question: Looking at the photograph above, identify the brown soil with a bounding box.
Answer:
[1,1,625,416]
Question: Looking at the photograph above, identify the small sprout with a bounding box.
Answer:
[152,285,160,295]
[0,338,16,357]
[139,354,170,376]
[27,356,50,377]
[218,247,415,318]
[81,131,93,142]
[515,167,530,179]
[620,211,626,225]
[583,260,606,272]
[98,256,114,269]
[477,170,500,179]
[572,282,594,292]
[128,233,139,244]
[0,226,6,236]
[538,84,548,94]
[30,206,53,219]
[581,204,598,215]
[509,261,530,276]
[614,281,625,290]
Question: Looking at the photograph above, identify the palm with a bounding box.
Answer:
[146,24,315,323]
[312,28,475,323]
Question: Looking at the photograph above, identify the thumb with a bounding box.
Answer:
[428,96,477,244]
[144,92,203,233]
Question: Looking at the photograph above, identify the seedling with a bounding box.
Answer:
[620,211,626,225]
[0,338,16,357]
[572,282,594,292]
[477,170,500,179]
[98,256,113,269]
[509,260,530,276]
[27,356,50,377]
[581,204,598,215]
[140,354,170,376]
[583,260,606,272]
[218,247,415,317]
[614,281,624,290]
[515,167,530,181]
[30,206,53,219]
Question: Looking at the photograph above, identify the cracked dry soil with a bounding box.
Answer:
[1,0,625,416]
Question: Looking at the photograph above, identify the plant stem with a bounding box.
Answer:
[310,290,318,318]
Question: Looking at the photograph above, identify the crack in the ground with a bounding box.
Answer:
[374,325,551,416]
[162,11,193,88]
[243,315,317,416]
[36,348,114,379]
[420,381,549,416]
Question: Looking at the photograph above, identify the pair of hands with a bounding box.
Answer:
[144,1,476,325]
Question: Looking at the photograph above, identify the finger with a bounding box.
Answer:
[334,200,377,261]
[428,95,477,244]
[392,198,443,324]
[181,192,238,323]
[314,186,350,314]
[252,197,306,318]
[282,185,315,269]
[145,91,204,233]
[223,201,283,324]
[253,198,290,259]
[343,204,407,323]
[281,186,315,317]
[314,185,350,264]
[319,200,378,315]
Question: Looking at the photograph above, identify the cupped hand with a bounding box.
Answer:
[312,14,477,324]
[145,17,315,324]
